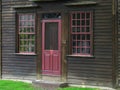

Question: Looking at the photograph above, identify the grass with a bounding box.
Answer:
[0,80,34,90]
[0,80,100,90]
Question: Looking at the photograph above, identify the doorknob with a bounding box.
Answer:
[62,40,66,44]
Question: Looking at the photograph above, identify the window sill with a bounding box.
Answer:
[67,54,94,58]
[14,53,37,56]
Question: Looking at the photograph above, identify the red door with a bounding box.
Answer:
[42,20,61,75]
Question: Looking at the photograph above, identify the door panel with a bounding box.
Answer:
[52,52,59,70]
[42,20,61,75]
[43,52,51,71]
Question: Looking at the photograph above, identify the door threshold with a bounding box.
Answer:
[33,80,65,83]
[41,75,61,82]
[42,74,61,77]
[32,80,68,89]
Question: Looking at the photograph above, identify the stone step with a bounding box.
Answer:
[32,80,68,90]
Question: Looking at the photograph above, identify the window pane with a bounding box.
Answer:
[77,27,80,32]
[77,34,80,40]
[86,20,90,25]
[72,48,76,53]
[72,27,76,32]
[82,41,85,46]
[77,13,80,19]
[73,41,76,46]
[77,20,80,25]
[82,48,85,53]
[20,15,23,20]
[86,13,90,19]
[27,27,31,32]
[20,47,23,52]
[77,41,81,46]
[32,41,35,45]
[24,15,27,20]
[31,35,34,39]
[31,27,34,32]
[86,34,90,40]
[72,20,76,25]
[86,27,90,32]
[82,27,85,32]
[27,34,30,39]
[24,34,26,39]
[82,35,85,40]
[72,34,76,40]
[20,40,24,45]
[20,22,23,26]
[86,41,90,46]
[20,34,23,39]
[72,14,76,19]
[77,48,80,53]
[24,41,27,45]
[86,48,90,54]
[32,22,34,26]
[23,28,27,33]
[82,13,85,19]
[28,15,31,20]
[31,47,35,52]
[32,15,34,19]
[20,22,22,26]
[82,20,85,25]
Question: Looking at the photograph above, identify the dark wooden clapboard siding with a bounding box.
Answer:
[0,0,2,79]
[117,0,120,86]
[67,0,113,87]
[2,0,37,80]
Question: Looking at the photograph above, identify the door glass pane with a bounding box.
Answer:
[42,13,61,19]
[45,22,58,50]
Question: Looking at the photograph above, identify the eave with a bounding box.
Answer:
[12,5,39,9]
[29,0,57,1]
[64,1,97,6]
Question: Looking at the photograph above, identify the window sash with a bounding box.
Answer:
[70,11,92,55]
[18,14,36,53]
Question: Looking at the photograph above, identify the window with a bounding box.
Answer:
[18,14,35,54]
[71,11,92,56]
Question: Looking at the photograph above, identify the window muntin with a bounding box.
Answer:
[71,12,92,55]
[18,14,35,54]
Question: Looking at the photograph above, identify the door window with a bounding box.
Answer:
[45,22,58,50]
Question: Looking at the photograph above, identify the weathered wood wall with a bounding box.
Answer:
[0,0,2,79]
[2,0,36,80]
[117,0,120,87]
[67,0,113,87]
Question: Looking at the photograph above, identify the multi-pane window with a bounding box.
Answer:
[71,11,92,55]
[18,14,35,54]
